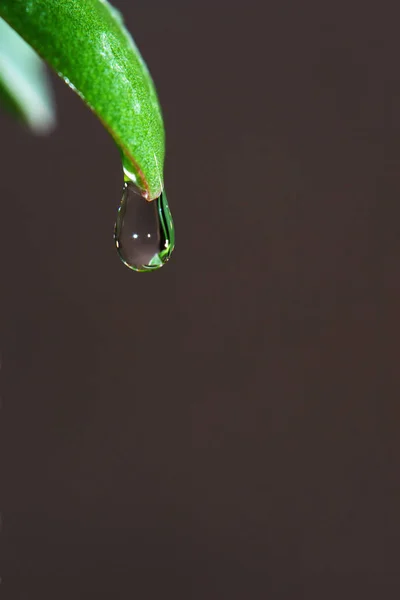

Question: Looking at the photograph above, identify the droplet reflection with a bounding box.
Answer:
[114,182,175,272]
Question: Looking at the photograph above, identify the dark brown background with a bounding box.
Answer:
[1,0,400,598]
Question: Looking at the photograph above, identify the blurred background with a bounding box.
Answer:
[1,0,400,598]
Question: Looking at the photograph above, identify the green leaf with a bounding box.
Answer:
[0,0,165,200]
[0,17,55,134]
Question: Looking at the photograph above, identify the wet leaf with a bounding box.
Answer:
[0,0,165,199]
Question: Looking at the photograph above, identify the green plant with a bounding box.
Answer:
[0,0,174,271]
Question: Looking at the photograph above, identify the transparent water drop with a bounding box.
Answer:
[114,181,175,272]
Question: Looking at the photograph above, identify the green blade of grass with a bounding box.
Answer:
[0,0,165,199]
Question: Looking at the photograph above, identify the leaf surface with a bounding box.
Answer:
[0,0,165,199]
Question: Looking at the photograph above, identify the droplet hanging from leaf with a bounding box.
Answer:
[114,181,175,272]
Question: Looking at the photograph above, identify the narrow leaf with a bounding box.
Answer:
[0,0,165,199]
[0,17,55,134]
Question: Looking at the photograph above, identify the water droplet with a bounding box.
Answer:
[114,182,175,272]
